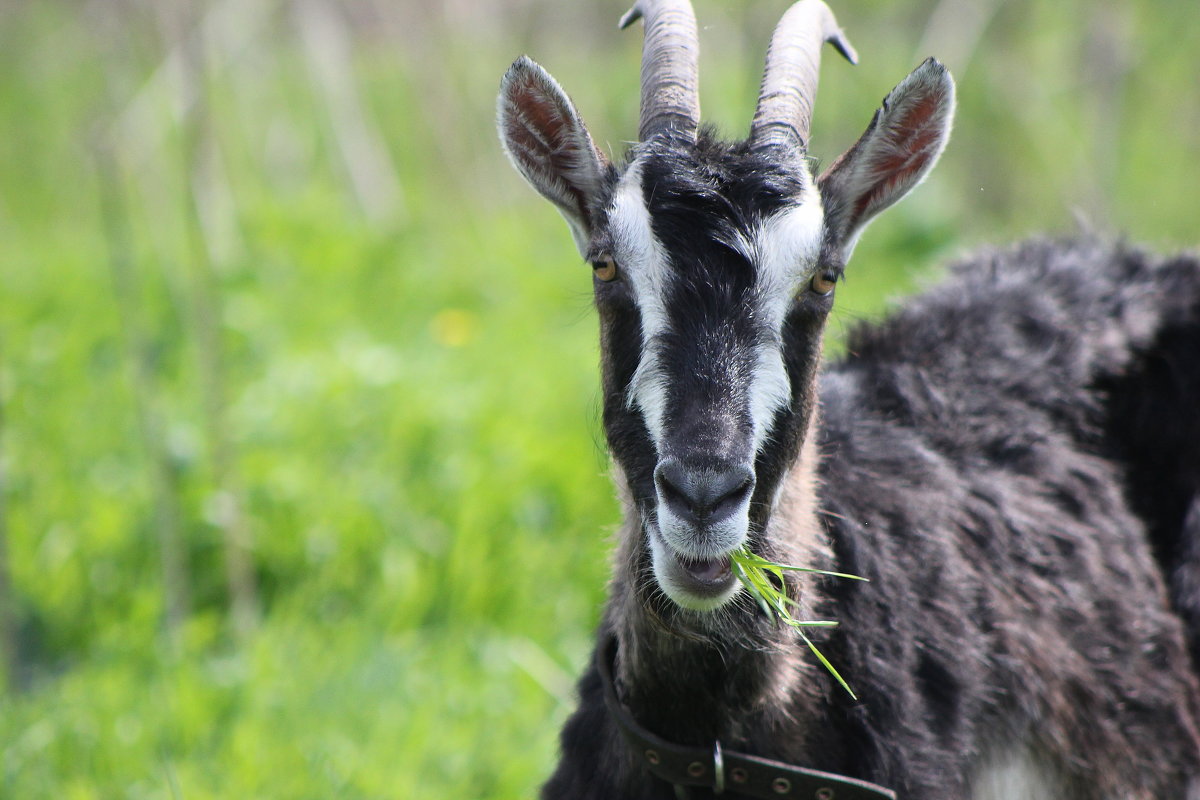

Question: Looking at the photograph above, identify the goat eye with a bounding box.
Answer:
[593,255,619,282]
[809,271,838,296]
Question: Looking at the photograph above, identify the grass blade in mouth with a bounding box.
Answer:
[730,546,865,699]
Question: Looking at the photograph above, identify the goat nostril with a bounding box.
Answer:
[712,475,754,519]
[654,460,694,520]
[655,459,754,524]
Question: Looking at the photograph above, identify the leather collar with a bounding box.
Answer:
[597,636,896,800]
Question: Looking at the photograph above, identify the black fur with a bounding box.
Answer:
[545,236,1200,799]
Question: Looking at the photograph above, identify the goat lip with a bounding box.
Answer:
[646,525,739,606]
[674,553,733,588]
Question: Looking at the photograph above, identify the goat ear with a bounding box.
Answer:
[498,56,610,258]
[817,58,955,263]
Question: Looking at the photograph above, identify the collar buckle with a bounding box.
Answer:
[712,740,725,794]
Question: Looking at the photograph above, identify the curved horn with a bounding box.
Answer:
[750,0,858,153]
[619,0,700,142]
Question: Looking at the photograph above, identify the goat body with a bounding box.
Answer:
[498,2,1200,798]
[548,233,1200,800]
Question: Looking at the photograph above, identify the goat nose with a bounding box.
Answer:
[654,458,755,526]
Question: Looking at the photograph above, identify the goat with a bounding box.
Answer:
[496,1,1200,798]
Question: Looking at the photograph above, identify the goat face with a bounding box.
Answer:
[595,139,831,610]
[498,0,955,612]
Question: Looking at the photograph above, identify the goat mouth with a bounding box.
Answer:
[646,524,741,610]
[662,548,737,608]
[676,553,733,586]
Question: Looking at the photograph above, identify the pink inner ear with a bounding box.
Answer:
[505,75,571,162]
[853,92,946,221]
[502,68,598,228]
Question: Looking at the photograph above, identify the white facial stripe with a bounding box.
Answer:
[610,160,672,449]
[749,347,792,449]
[757,179,826,327]
[745,179,825,447]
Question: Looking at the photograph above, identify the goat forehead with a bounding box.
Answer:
[636,137,813,218]
[609,154,826,320]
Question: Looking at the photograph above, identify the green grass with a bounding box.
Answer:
[730,547,867,698]
[1,0,1198,797]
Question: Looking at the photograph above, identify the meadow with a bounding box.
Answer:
[1,0,1197,797]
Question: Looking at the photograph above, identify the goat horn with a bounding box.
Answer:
[619,0,700,142]
[750,0,858,153]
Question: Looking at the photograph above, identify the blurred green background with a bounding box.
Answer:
[1,0,1197,797]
